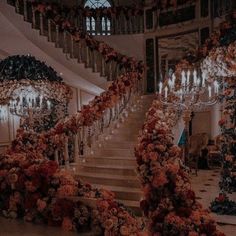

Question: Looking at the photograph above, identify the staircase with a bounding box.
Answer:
[74,95,154,215]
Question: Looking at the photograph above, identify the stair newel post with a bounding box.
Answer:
[48,19,52,42]
[55,25,59,47]
[77,41,82,63]
[74,133,79,163]
[64,136,70,169]
[63,30,68,54]
[15,0,20,13]
[93,50,97,72]
[86,46,90,68]
[111,16,115,34]
[101,57,105,77]
[32,5,36,28]
[70,35,74,58]
[23,0,28,21]
[39,13,44,35]
[54,149,59,165]
[109,61,113,81]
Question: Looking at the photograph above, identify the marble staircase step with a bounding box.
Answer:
[77,163,136,176]
[104,141,135,149]
[68,197,142,216]
[95,148,134,157]
[91,184,142,201]
[84,156,136,165]
[77,171,140,188]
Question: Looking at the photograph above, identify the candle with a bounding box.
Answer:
[159,82,163,94]
[202,72,206,87]
[39,95,43,107]
[193,70,197,85]
[214,81,219,94]
[208,86,212,98]
[47,100,51,110]
[181,71,186,86]
[172,73,176,86]
[187,70,190,85]
[164,87,168,99]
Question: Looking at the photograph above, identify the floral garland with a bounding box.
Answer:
[175,14,236,74]
[0,149,144,235]
[0,55,72,105]
[201,41,236,78]
[17,0,145,72]
[10,71,142,158]
[210,193,236,216]
[135,99,224,235]
[211,78,236,216]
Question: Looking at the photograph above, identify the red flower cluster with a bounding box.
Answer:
[135,99,225,236]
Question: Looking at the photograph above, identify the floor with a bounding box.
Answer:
[191,169,236,235]
[0,170,236,236]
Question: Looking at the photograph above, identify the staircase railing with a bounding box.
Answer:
[40,73,143,169]
[8,0,139,82]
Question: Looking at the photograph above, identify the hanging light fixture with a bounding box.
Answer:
[158,68,221,162]
[159,69,220,109]
[8,86,52,127]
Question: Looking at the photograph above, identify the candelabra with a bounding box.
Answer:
[159,69,220,162]
[8,86,52,128]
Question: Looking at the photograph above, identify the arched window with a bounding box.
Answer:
[84,0,112,35]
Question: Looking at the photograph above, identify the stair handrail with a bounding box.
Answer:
[15,0,143,81]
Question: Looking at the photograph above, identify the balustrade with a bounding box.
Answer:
[6,0,145,169]
[52,81,143,168]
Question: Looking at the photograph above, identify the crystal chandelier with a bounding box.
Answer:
[158,68,220,163]
[159,69,220,110]
[8,86,52,126]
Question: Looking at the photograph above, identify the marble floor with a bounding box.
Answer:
[191,169,236,236]
[0,169,236,236]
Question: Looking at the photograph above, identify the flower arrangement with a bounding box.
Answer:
[0,147,144,234]
[210,78,236,216]
[211,193,236,216]
[201,41,236,78]
[175,13,236,74]
[135,99,224,235]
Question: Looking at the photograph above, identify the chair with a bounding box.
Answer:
[207,135,222,168]
[187,133,209,175]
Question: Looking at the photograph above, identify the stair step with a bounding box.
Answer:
[77,171,140,188]
[105,141,135,149]
[92,184,142,201]
[84,156,136,165]
[77,163,136,176]
[95,148,134,157]
[118,199,142,216]
[68,196,142,216]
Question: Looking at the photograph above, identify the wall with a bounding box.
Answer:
[210,103,221,138]
[95,34,144,60]
[192,111,211,138]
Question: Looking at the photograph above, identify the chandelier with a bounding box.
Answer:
[158,69,220,110]
[9,86,51,117]
[158,68,221,164]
